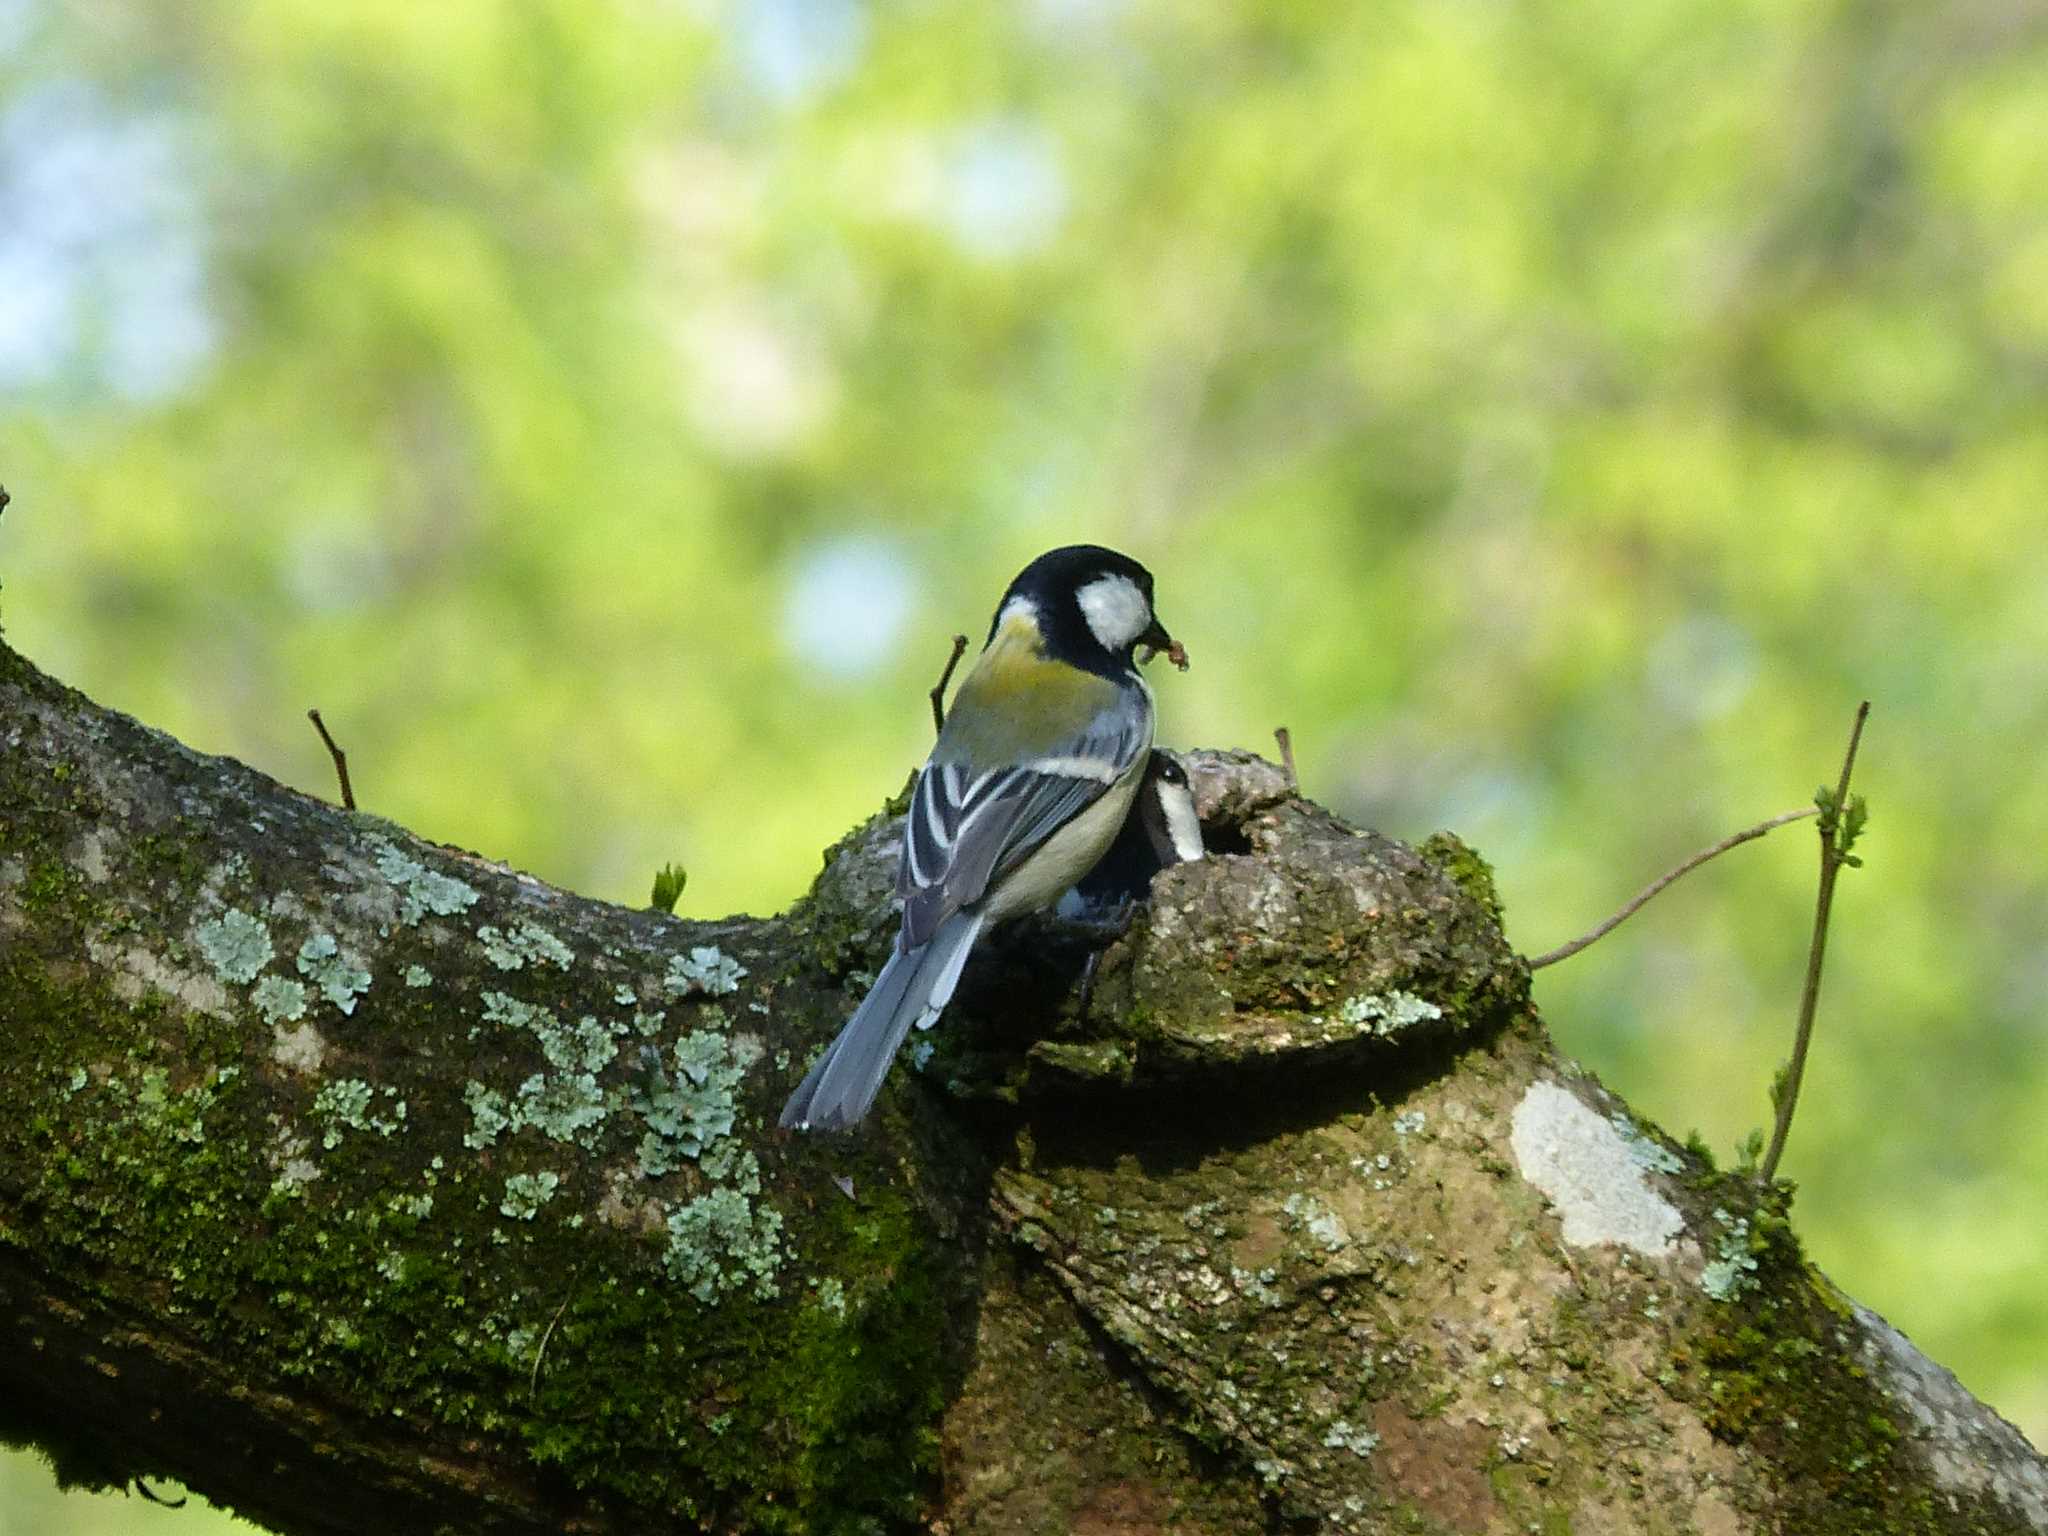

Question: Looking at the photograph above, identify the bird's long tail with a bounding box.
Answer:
[778,910,986,1131]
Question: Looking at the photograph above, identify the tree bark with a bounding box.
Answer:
[1,638,2042,1535]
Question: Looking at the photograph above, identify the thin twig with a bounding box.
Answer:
[1274,727,1299,793]
[1526,807,1819,971]
[1760,701,1871,1183]
[133,1478,188,1509]
[529,1288,576,1399]
[306,709,356,810]
[929,634,969,736]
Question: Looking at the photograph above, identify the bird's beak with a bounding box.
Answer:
[1138,617,1189,671]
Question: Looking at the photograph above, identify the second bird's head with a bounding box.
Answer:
[989,544,1184,680]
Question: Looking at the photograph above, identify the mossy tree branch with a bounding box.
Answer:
[0,645,2040,1536]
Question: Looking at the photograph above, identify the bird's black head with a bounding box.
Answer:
[989,544,1180,679]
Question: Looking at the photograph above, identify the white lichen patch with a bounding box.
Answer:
[89,937,232,1017]
[1333,989,1443,1037]
[195,909,274,984]
[372,841,480,925]
[270,1019,328,1075]
[75,831,111,883]
[266,1128,321,1196]
[254,975,309,1026]
[404,964,433,988]
[1855,1301,2048,1527]
[1509,1081,1682,1257]
[1322,1419,1381,1456]
[477,921,574,972]
[296,932,372,1014]
[1609,1110,1685,1174]
[1280,1192,1351,1253]
[664,945,746,998]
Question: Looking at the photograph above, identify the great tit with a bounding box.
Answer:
[781,544,1184,1131]
[1057,749,1205,924]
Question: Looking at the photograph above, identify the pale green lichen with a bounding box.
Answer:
[1281,1192,1350,1252]
[664,945,746,998]
[195,909,273,984]
[404,965,433,988]
[373,842,480,925]
[472,992,622,1146]
[1323,1420,1380,1456]
[296,932,372,1014]
[514,1069,608,1146]
[463,1081,514,1150]
[310,1078,406,1148]
[662,1188,784,1303]
[814,1277,848,1318]
[613,984,637,1006]
[1701,1207,1761,1299]
[1334,989,1443,1036]
[477,922,575,972]
[462,994,622,1146]
[1393,1109,1427,1136]
[500,1170,561,1220]
[131,1064,236,1144]
[634,1029,747,1177]
[311,1078,370,1148]
[1610,1111,1685,1174]
[252,974,308,1025]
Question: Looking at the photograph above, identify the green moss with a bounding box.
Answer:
[1666,1181,2005,1534]
[1418,830,1506,929]
[2,941,965,1527]
[0,775,968,1530]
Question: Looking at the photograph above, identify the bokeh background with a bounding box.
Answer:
[4,0,2046,1527]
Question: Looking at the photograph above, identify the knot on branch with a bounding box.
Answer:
[802,750,1528,1112]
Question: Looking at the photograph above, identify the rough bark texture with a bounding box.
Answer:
[1,637,2043,1535]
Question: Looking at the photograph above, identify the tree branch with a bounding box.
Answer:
[1,648,2036,1536]
[929,633,968,735]
[1760,700,1871,1183]
[1527,808,1819,970]
[305,708,355,810]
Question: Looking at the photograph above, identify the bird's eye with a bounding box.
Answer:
[1157,760,1186,784]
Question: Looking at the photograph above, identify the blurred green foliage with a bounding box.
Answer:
[3,0,2045,1526]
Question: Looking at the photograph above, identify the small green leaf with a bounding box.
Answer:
[1735,1127,1765,1171]
[649,862,688,914]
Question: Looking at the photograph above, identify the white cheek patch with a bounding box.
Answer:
[995,595,1041,635]
[1158,784,1206,863]
[1075,575,1151,651]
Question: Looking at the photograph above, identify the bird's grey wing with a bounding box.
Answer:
[898,703,1150,949]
